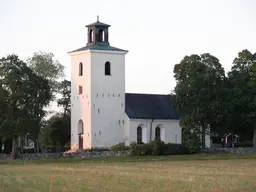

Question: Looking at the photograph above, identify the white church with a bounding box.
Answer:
[69,18,210,150]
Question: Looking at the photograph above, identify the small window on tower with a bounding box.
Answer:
[99,29,105,42]
[79,62,83,76]
[89,29,94,42]
[79,86,83,94]
[105,61,111,76]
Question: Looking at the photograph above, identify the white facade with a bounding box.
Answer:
[69,47,183,149]
[90,50,127,148]
[124,117,182,146]
[70,49,128,149]
[69,19,210,150]
[70,50,91,149]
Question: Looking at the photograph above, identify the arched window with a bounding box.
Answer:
[78,120,83,135]
[79,62,83,76]
[137,126,142,144]
[155,127,161,141]
[89,29,94,42]
[105,61,111,76]
[99,29,105,42]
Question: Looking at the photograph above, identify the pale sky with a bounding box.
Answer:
[1,0,256,113]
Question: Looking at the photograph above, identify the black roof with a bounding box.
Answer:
[68,44,127,54]
[86,21,110,27]
[125,93,179,120]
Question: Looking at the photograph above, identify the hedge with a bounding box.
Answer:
[130,140,192,156]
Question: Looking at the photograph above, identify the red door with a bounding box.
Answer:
[78,135,83,149]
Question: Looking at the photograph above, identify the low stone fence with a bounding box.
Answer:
[0,150,131,161]
[205,147,256,154]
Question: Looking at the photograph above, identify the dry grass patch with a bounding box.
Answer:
[0,155,256,192]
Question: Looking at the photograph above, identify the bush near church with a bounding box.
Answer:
[111,143,131,151]
[129,140,195,156]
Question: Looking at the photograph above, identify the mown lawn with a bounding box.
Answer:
[0,154,256,192]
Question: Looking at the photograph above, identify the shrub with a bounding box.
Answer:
[147,140,165,155]
[163,143,189,155]
[130,142,148,156]
[130,140,190,156]
[111,143,131,151]
[84,147,110,152]
[182,128,201,154]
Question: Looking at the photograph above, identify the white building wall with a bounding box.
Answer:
[90,50,128,148]
[206,134,211,148]
[124,114,130,146]
[70,50,92,149]
[152,120,182,144]
[127,118,182,145]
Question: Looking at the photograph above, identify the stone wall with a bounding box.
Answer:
[205,147,256,154]
[0,150,131,161]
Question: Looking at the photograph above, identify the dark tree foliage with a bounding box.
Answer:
[0,55,51,159]
[173,53,226,149]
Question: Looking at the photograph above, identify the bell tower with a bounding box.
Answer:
[86,16,110,46]
[69,17,128,150]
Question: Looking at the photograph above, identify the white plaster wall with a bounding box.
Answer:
[127,119,182,145]
[90,50,128,148]
[70,50,92,149]
[152,120,182,144]
[206,134,211,148]
[127,119,151,145]
[124,114,130,146]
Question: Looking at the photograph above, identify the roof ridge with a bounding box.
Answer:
[125,93,170,96]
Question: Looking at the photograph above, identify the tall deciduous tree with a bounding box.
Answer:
[227,49,256,146]
[57,80,71,119]
[27,51,64,100]
[0,55,51,159]
[39,113,70,151]
[39,79,71,151]
[173,53,226,149]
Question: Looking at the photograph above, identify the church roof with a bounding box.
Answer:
[125,93,179,120]
[86,21,111,27]
[68,44,127,53]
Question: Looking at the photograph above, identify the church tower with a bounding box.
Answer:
[69,17,128,149]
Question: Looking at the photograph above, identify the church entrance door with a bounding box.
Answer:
[78,135,83,149]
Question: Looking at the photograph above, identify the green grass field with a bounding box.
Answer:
[0,154,256,192]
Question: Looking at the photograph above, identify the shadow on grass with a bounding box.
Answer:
[1,153,256,165]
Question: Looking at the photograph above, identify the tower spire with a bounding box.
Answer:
[97,15,99,22]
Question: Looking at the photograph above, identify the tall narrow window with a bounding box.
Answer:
[79,86,83,94]
[79,62,83,76]
[89,29,94,42]
[155,127,161,141]
[137,126,142,144]
[105,61,111,75]
[99,29,105,42]
[78,119,83,134]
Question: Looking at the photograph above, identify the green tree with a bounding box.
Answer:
[27,51,64,100]
[39,80,71,151]
[0,55,51,158]
[173,53,226,149]
[57,80,71,118]
[39,113,70,151]
[227,49,256,146]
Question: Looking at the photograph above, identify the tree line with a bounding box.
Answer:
[173,49,256,149]
[1,49,255,159]
[0,51,71,159]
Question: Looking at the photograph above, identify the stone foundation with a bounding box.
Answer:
[0,150,131,161]
[206,147,256,154]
